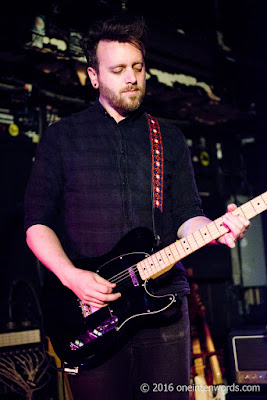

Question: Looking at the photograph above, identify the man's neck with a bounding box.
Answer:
[99,98,127,123]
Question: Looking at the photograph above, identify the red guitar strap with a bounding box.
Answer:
[147,114,164,246]
[147,113,164,212]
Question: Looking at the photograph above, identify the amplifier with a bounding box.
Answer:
[0,325,58,399]
[0,328,41,350]
[229,328,267,384]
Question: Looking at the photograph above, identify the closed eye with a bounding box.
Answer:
[133,63,143,72]
[112,67,124,74]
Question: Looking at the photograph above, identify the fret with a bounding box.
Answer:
[140,253,161,279]
[192,230,206,247]
[175,240,187,258]
[147,253,160,272]
[137,258,150,280]
[137,191,267,282]
[180,237,193,255]
[232,206,246,218]
[145,254,158,275]
[163,246,177,264]
[250,195,267,214]
[168,242,181,259]
[206,221,221,241]
[159,249,170,263]
[144,256,156,277]
[199,226,213,244]
[240,201,258,219]
[214,217,228,236]
[159,251,170,266]
[149,252,167,273]
[186,234,199,251]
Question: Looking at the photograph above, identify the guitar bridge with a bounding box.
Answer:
[70,315,118,350]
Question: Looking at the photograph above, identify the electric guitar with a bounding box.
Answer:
[42,192,267,367]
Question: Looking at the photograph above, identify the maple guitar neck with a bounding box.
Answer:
[138,191,267,281]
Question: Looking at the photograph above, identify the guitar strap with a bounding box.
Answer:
[147,113,164,247]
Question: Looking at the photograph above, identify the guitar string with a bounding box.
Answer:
[109,259,156,286]
[107,253,173,287]
[115,279,137,291]
[109,264,139,285]
[109,263,154,290]
[108,263,157,290]
[96,196,266,290]
[101,209,236,287]
[108,251,177,286]
[107,233,201,286]
[103,210,242,288]
[107,223,222,287]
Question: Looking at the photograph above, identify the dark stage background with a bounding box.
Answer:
[0,1,266,398]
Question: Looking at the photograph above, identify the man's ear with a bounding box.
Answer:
[87,67,99,89]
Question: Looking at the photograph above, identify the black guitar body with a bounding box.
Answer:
[40,192,267,367]
[42,228,178,367]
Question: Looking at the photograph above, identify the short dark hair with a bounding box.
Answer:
[81,13,147,71]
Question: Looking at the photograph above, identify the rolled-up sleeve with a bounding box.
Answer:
[24,123,63,232]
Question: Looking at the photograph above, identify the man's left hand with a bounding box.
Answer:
[217,203,250,248]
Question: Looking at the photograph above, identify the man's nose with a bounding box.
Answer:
[125,68,137,84]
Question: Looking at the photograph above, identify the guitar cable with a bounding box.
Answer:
[61,360,66,400]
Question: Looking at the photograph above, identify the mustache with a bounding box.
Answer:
[121,85,142,93]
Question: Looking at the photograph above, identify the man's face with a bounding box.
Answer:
[88,40,146,119]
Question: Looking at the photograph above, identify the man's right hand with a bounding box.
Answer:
[66,268,121,308]
[26,225,122,309]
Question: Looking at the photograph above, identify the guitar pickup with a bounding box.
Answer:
[128,266,139,287]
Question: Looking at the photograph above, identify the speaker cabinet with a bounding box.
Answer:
[228,327,267,385]
[230,195,267,287]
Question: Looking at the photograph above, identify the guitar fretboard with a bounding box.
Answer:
[137,191,267,280]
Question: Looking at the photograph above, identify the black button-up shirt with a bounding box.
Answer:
[24,100,204,294]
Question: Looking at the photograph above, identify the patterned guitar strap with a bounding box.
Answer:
[147,113,164,248]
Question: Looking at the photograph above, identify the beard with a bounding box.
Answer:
[99,82,146,115]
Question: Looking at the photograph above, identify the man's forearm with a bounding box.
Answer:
[26,224,121,306]
[26,224,77,287]
[177,216,212,238]
[178,204,250,249]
